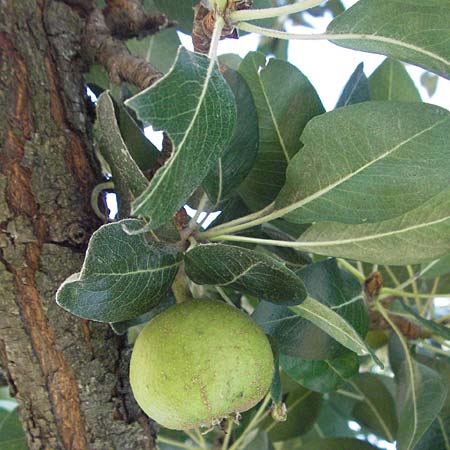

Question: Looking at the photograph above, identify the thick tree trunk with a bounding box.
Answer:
[0,1,154,448]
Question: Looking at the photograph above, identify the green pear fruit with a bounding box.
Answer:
[130,299,274,430]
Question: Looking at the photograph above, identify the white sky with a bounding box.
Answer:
[178,0,450,112]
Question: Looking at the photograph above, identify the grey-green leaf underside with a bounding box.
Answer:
[96,92,149,216]
[126,47,236,229]
[296,187,450,265]
[56,220,182,322]
[275,102,450,225]
[327,0,450,80]
[184,243,306,306]
[396,360,448,450]
[369,58,421,102]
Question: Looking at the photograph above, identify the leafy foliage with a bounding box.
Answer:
[50,1,450,449]
[126,47,236,229]
[56,220,182,322]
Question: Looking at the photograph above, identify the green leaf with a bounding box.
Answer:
[126,47,236,229]
[116,104,159,172]
[275,102,450,225]
[110,294,175,335]
[0,408,26,450]
[252,259,368,359]
[414,415,450,450]
[240,430,274,450]
[184,243,307,306]
[218,53,243,71]
[56,219,182,322]
[421,71,439,97]
[351,374,398,441]
[280,352,359,393]
[203,68,258,204]
[127,28,180,74]
[292,297,370,357]
[96,92,149,216]
[295,187,450,265]
[153,0,197,34]
[299,438,378,450]
[257,36,289,60]
[238,52,324,210]
[260,226,312,269]
[396,360,448,450]
[336,63,370,107]
[421,253,450,278]
[262,374,321,442]
[327,0,450,80]
[369,58,421,102]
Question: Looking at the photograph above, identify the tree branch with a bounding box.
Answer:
[104,0,175,40]
[83,9,162,89]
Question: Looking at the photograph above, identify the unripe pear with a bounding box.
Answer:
[130,299,274,430]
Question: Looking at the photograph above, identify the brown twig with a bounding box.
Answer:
[104,0,175,40]
[83,9,162,89]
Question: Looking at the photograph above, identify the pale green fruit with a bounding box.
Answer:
[130,299,274,430]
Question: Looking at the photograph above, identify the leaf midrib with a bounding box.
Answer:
[294,298,368,355]
[254,58,290,163]
[299,210,450,248]
[132,51,217,215]
[278,116,450,219]
[91,261,180,277]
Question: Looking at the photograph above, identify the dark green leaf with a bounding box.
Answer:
[351,373,398,441]
[240,430,274,450]
[56,219,182,322]
[300,438,378,450]
[275,102,450,225]
[218,53,242,71]
[203,68,258,204]
[280,352,359,393]
[85,64,109,92]
[252,259,367,359]
[96,92,149,207]
[126,28,180,74]
[414,415,450,450]
[257,36,289,60]
[153,0,197,34]
[238,52,324,210]
[396,360,448,450]
[0,408,26,450]
[110,294,175,335]
[296,187,450,265]
[369,59,421,102]
[260,226,312,269]
[116,104,159,172]
[126,47,236,229]
[336,63,370,107]
[184,243,307,306]
[327,0,450,79]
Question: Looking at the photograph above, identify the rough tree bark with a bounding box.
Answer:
[0,0,156,448]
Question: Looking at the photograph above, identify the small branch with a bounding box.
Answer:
[83,9,162,89]
[103,0,174,40]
